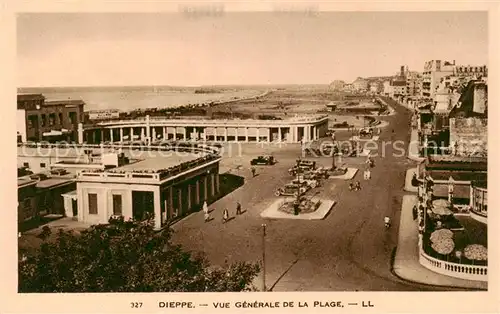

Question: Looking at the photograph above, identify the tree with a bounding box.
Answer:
[19,217,260,292]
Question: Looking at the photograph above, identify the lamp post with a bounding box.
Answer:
[448,176,454,205]
[261,223,267,292]
[455,250,462,264]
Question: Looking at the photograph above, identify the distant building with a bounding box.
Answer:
[454,65,487,79]
[352,77,368,91]
[17,94,85,143]
[448,80,487,157]
[329,80,345,91]
[421,60,456,99]
[18,171,76,223]
[383,80,393,96]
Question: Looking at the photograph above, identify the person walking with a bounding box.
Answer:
[204,211,210,222]
[236,201,242,215]
[251,167,256,177]
[203,201,209,215]
[222,208,229,223]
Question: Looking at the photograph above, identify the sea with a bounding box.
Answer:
[17,85,271,112]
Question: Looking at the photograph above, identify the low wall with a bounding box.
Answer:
[470,209,487,224]
[419,247,487,282]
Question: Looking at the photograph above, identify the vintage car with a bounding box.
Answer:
[275,182,309,197]
[250,155,277,166]
[292,176,320,188]
[308,167,329,179]
[298,159,316,169]
[359,127,374,138]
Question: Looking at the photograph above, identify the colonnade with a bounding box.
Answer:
[85,123,326,144]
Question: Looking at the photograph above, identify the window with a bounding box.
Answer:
[49,113,56,126]
[23,162,29,168]
[112,194,122,215]
[69,112,77,124]
[88,193,98,214]
[40,162,46,168]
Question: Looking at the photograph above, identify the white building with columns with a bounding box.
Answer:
[83,115,329,144]
[76,153,221,229]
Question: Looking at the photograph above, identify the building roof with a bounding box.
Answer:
[17,94,44,101]
[449,80,487,118]
[17,177,37,187]
[109,154,203,173]
[36,178,75,189]
[427,170,487,182]
[44,99,85,106]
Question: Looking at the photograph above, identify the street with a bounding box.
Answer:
[170,99,444,291]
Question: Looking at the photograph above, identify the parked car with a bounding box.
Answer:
[292,176,320,188]
[250,155,277,166]
[275,183,308,197]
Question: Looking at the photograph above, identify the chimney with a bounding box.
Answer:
[400,66,405,77]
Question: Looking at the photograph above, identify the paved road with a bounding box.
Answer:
[171,98,450,291]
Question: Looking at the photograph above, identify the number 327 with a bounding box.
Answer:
[131,302,143,308]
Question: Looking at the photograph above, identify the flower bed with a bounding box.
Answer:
[278,197,322,215]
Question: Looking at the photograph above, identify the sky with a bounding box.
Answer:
[17,12,488,87]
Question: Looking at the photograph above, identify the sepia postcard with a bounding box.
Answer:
[1,1,499,313]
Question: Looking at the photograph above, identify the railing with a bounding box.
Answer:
[419,247,487,282]
[470,208,487,224]
[78,154,221,183]
[90,115,329,127]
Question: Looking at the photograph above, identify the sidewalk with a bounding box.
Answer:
[403,168,418,193]
[408,130,424,162]
[393,195,487,290]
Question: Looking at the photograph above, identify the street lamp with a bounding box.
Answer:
[448,176,455,204]
[455,250,462,264]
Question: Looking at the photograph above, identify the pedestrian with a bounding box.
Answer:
[236,201,242,215]
[355,181,361,191]
[204,211,210,222]
[251,167,256,177]
[222,208,229,223]
[202,201,209,215]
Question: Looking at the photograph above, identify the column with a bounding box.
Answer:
[177,188,182,216]
[146,115,151,143]
[224,128,228,142]
[215,173,220,194]
[256,128,260,142]
[152,127,156,142]
[92,130,97,144]
[278,127,282,142]
[245,128,249,142]
[169,187,174,218]
[130,127,134,141]
[153,187,161,229]
[196,181,200,204]
[140,127,145,141]
[210,174,215,196]
[234,128,238,142]
[173,128,177,140]
[110,128,114,143]
[100,129,104,143]
[119,128,124,143]
[204,176,208,200]
[77,123,84,144]
[187,185,192,211]
[163,126,167,140]
[183,127,186,141]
